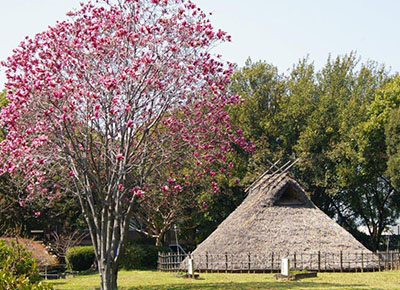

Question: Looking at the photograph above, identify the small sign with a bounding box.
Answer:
[188,258,193,275]
[281,258,289,276]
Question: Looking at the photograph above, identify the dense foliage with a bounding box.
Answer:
[0,240,52,290]
[66,246,95,272]
[119,242,167,270]
[66,243,166,271]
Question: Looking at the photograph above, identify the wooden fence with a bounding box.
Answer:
[158,251,400,273]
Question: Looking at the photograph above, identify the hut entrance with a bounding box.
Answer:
[275,185,304,206]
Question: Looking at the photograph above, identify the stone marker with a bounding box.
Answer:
[281,258,289,276]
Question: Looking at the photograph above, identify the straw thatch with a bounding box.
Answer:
[187,173,375,270]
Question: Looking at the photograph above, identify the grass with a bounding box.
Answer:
[50,270,400,290]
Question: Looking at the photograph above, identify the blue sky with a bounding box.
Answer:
[1,0,400,87]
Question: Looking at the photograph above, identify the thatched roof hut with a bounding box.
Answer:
[187,173,376,271]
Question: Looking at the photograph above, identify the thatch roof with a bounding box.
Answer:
[187,174,374,270]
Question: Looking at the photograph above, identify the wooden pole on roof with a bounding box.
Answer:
[245,159,281,193]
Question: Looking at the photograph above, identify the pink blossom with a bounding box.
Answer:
[135,189,144,197]
[173,184,182,192]
[126,120,134,127]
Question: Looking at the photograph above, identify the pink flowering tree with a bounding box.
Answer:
[132,97,252,246]
[0,0,245,289]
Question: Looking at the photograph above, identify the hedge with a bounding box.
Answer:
[120,243,168,270]
[66,246,95,271]
[66,243,168,271]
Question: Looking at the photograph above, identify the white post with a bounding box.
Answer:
[281,258,290,276]
[188,254,193,277]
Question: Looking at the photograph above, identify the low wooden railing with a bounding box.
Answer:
[158,250,400,273]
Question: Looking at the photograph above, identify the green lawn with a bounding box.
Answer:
[50,270,400,290]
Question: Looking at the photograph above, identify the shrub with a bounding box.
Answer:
[66,243,167,271]
[119,242,168,270]
[0,240,53,289]
[66,246,95,271]
[0,269,53,290]
[141,244,167,268]
[0,240,41,283]
[119,244,146,270]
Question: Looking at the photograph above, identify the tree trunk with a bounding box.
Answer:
[78,198,128,290]
[99,261,118,290]
[155,231,165,247]
[156,228,167,247]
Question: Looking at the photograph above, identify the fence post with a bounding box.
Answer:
[340,251,343,272]
[384,251,388,270]
[294,252,297,269]
[391,251,394,270]
[165,252,168,271]
[271,252,274,272]
[361,252,364,272]
[225,252,228,273]
[301,253,304,270]
[378,252,381,272]
[165,252,167,272]
[318,251,321,272]
[205,252,209,272]
[170,252,173,272]
[248,253,251,273]
[158,252,161,271]
[173,252,176,270]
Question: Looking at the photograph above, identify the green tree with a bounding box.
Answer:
[228,59,285,182]
[278,57,317,159]
[294,55,395,251]
[386,106,400,189]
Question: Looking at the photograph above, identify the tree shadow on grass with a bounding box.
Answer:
[122,281,369,290]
